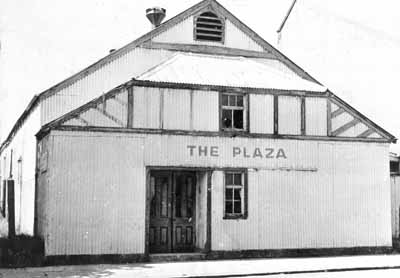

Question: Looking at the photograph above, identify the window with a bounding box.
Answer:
[224,171,247,219]
[391,161,399,175]
[194,11,224,43]
[221,93,247,131]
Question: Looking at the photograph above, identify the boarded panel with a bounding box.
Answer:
[163,89,191,130]
[249,94,274,134]
[278,96,301,135]
[132,87,160,129]
[192,90,219,131]
[305,97,327,136]
[45,132,145,255]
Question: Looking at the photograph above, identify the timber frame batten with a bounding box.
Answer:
[36,79,395,144]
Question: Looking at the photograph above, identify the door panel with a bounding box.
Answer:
[149,172,172,253]
[149,171,196,253]
[172,173,196,252]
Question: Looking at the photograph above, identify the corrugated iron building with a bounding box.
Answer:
[0,0,397,260]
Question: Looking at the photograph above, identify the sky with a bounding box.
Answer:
[0,0,399,151]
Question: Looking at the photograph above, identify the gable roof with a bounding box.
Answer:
[0,0,385,153]
[137,52,326,92]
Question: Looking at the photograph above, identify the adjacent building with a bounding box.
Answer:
[0,0,396,259]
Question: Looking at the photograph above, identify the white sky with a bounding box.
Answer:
[0,0,399,151]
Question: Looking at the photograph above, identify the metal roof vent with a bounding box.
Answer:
[146,7,166,29]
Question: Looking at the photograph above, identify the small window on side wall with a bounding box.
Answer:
[221,93,247,131]
[224,170,248,219]
[194,11,224,43]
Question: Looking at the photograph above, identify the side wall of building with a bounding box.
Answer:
[0,107,41,235]
[38,130,391,255]
[391,175,400,238]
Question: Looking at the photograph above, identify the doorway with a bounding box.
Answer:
[149,171,196,253]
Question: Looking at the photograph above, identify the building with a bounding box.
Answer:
[276,0,400,154]
[0,0,397,260]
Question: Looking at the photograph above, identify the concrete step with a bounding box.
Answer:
[149,252,206,262]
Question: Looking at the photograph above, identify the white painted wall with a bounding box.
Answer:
[0,107,41,235]
[39,130,391,255]
[43,132,145,255]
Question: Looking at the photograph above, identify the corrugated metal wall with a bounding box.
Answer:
[41,127,391,255]
[391,175,400,238]
[249,94,274,134]
[44,132,145,255]
[40,48,175,125]
[131,87,219,132]
[278,96,301,135]
[306,97,327,136]
[153,16,264,51]
[195,171,208,249]
[211,142,391,250]
[0,107,41,235]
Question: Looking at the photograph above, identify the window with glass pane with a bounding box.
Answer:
[221,93,246,130]
[224,171,244,217]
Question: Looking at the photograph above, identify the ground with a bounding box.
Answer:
[2,254,400,278]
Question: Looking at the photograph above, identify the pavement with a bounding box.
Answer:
[2,254,400,278]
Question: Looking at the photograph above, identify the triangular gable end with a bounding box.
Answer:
[328,93,394,141]
[151,3,264,52]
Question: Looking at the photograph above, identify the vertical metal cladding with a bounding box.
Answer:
[41,48,175,125]
[249,94,274,134]
[209,140,391,250]
[192,90,219,131]
[153,16,264,51]
[45,131,145,256]
[163,89,191,130]
[391,176,400,237]
[305,97,327,136]
[0,107,41,236]
[278,95,301,135]
[131,87,219,132]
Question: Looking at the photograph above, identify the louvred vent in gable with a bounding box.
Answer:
[195,11,224,42]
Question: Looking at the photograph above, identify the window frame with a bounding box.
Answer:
[223,169,248,220]
[193,10,225,44]
[219,92,249,132]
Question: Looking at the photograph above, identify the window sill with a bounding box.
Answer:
[223,214,247,220]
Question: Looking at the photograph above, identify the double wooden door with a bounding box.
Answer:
[149,171,196,253]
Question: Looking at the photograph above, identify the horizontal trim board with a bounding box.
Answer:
[206,246,392,261]
[38,246,392,266]
[140,42,275,59]
[129,80,327,95]
[44,125,390,143]
[44,253,147,266]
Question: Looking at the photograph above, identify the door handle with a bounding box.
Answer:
[188,217,192,223]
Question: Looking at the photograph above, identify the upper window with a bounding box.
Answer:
[194,11,224,43]
[221,93,247,131]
